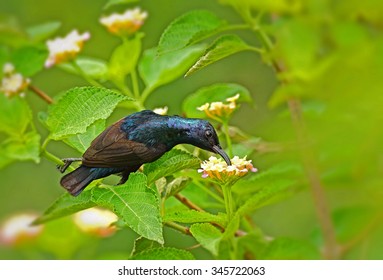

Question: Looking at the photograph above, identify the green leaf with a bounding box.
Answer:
[131,236,162,257]
[11,46,48,76]
[0,95,32,137]
[60,57,108,80]
[92,173,164,243]
[164,210,226,226]
[182,83,252,118]
[108,35,142,83]
[139,45,204,92]
[0,131,40,169]
[64,119,106,153]
[33,191,95,225]
[130,247,195,260]
[162,177,191,199]
[143,149,200,184]
[45,86,128,140]
[157,10,227,55]
[104,0,139,10]
[190,223,223,256]
[26,21,61,42]
[186,34,254,76]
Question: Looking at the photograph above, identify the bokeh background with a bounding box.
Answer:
[1,0,383,259]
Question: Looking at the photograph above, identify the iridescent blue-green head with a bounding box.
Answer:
[169,117,232,166]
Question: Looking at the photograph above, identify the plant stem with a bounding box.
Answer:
[287,98,338,259]
[164,221,191,235]
[71,60,104,87]
[28,85,54,104]
[131,69,140,100]
[222,183,235,222]
[175,193,204,212]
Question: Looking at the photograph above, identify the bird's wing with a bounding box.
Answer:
[82,120,165,168]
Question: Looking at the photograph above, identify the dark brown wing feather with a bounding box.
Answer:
[82,120,165,168]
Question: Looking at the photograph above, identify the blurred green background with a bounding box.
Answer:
[1,0,383,259]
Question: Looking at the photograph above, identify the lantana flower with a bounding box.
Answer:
[73,207,118,237]
[100,7,148,36]
[197,93,240,120]
[153,106,168,115]
[0,213,44,246]
[198,155,258,184]
[45,30,90,68]
[0,63,30,98]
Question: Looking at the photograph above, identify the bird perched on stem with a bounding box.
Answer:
[59,110,231,196]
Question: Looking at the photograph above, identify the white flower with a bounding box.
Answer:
[0,213,43,245]
[197,93,241,120]
[198,155,258,184]
[0,63,30,98]
[153,106,168,115]
[100,7,148,35]
[73,207,118,237]
[45,30,90,68]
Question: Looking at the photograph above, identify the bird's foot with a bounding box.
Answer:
[57,158,82,173]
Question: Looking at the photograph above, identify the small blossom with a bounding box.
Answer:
[73,207,118,237]
[0,63,30,98]
[100,7,148,36]
[153,106,168,115]
[45,30,90,68]
[197,93,241,120]
[198,155,258,184]
[0,213,43,246]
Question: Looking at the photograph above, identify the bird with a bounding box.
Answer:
[59,110,231,196]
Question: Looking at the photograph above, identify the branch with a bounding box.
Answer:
[29,85,53,104]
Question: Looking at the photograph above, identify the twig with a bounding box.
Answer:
[164,221,191,235]
[28,85,53,104]
[175,193,204,212]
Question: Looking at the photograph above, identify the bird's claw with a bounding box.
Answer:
[57,158,82,173]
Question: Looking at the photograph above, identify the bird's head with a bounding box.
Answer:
[187,120,231,166]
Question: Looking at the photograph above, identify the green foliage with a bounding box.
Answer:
[138,45,204,92]
[33,191,96,225]
[2,0,382,261]
[130,247,195,260]
[185,34,254,76]
[143,149,200,184]
[60,57,108,80]
[45,87,128,140]
[92,173,164,244]
[157,10,227,55]
[190,223,223,256]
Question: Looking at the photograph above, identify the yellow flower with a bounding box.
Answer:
[153,106,168,115]
[0,213,43,246]
[45,30,90,68]
[100,7,148,36]
[0,63,30,98]
[197,93,240,120]
[73,207,118,237]
[198,155,257,184]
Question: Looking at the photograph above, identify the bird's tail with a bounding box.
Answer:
[60,166,95,196]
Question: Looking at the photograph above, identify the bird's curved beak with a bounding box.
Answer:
[212,145,231,166]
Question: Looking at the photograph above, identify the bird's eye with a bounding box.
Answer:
[205,130,213,138]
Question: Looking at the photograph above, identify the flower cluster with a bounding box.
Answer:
[0,213,43,246]
[0,63,30,98]
[45,30,90,68]
[100,7,148,36]
[197,93,240,120]
[153,106,168,115]
[73,207,118,237]
[198,155,258,184]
